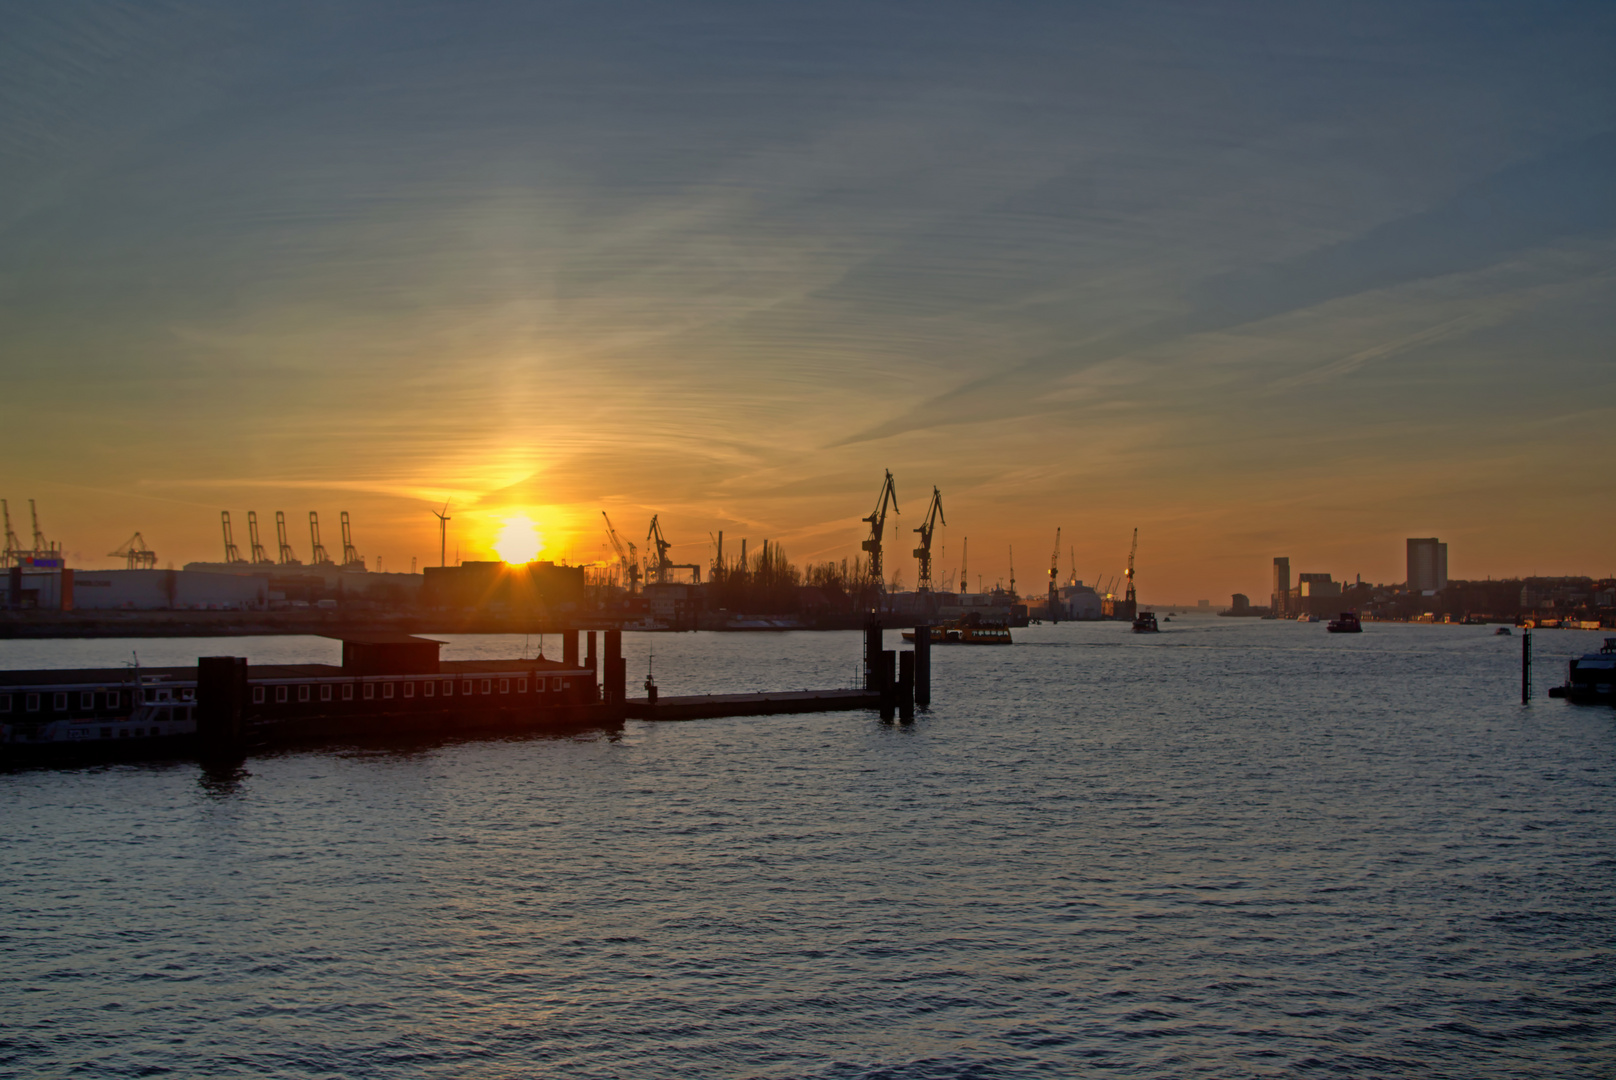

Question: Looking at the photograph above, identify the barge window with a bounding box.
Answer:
[320,684,332,702]
[462,681,473,696]
[253,686,265,704]
[443,680,453,696]
[553,678,564,692]
[81,691,94,709]
[364,683,375,700]
[342,684,353,700]
[517,679,527,694]
[27,693,40,711]
[404,682,414,698]
[0,693,9,711]
[481,679,492,695]
[298,685,310,703]
[499,679,509,694]
[276,686,288,704]
[535,679,543,693]
[108,691,119,708]
[423,681,435,698]
[383,683,395,699]
[53,692,67,711]
[101,727,111,738]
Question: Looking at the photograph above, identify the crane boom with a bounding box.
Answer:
[109,532,158,570]
[959,536,968,594]
[0,500,20,568]
[602,511,640,592]
[340,511,364,569]
[646,514,701,585]
[911,486,945,592]
[860,470,900,590]
[309,512,333,565]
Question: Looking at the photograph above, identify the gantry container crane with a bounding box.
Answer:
[247,511,273,564]
[308,512,334,566]
[275,511,301,565]
[646,515,702,585]
[861,470,899,591]
[0,500,20,569]
[912,486,945,592]
[109,533,158,570]
[220,511,245,563]
[340,511,365,570]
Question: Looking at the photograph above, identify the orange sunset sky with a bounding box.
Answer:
[2,3,1613,601]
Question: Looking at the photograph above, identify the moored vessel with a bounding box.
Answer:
[1132,611,1159,633]
[1548,637,1616,705]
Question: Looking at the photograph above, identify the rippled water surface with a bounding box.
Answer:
[2,619,1613,1078]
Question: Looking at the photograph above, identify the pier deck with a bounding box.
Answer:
[626,689,879,721]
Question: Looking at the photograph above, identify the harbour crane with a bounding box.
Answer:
[29,499,47,556]
[1047,527,1062,624]
[340,511,364,570]
[861,470,899,591]
[1008,545,1016,601]
[1124,527,1138,619]
[247,511,272,564]
[912,486,945,592]
[0,500,20,568]
[602,511,640,593]
[431,502,452,567]
[646,515,702,585]
[221,511,244,563]
[309,512,334,565]
[274,511,301,565]
[959,536,968,594]
[109,533,158,570]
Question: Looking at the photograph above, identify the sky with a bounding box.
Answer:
[2,0,1613,600]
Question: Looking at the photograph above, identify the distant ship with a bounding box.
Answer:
[1132,611,1159,633]
[1326,611,1362,633]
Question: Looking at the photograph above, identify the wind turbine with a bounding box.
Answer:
[431,502,451,567]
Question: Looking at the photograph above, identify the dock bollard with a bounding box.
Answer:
[865,619,883,691]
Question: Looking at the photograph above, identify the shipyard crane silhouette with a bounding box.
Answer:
[339,511,364,569]
[274,511,300,565]
[431,502,451,567]
[109,533,158,570]
[959,536,968,594]
[220,511,245,564]
[912,486,945,593]
[308,512,334,566]
[1123,527,1139,620]
[646,515,702,585]
[0,500,21,568]
[247,511,273,564]
[1047,527,1062,624]
[602,511,640,593]
[861,470,899,593]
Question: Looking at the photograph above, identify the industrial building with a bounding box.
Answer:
[6,568,270,611]
[422,561,586,615]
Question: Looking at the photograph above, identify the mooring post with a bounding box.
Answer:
[1522,628,1531,704]
[898,650,915,722]
[865,619,883,691]
[586,630,598,673]
[196,656,248,757]
[563,629,580,668]
[880,649,897,721]
[603,629,624,705]
[913,624,930,710]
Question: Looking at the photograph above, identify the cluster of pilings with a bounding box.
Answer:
[864,619,930,723]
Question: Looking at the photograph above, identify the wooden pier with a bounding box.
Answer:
[625,689,879,721]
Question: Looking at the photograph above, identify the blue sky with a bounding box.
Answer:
[2,1,1612,594]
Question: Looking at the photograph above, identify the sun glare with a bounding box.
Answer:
[493,514,545,564]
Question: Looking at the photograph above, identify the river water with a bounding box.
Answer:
[1,618,1612,1078]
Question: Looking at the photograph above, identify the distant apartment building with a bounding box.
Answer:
[1407,538,1449,592]
[1271,557,1291,618]
[1297,572,1342,616]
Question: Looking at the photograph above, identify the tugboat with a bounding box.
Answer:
[1132,611,1159,633]
[1326,610,1362,633]
[1495,626,1513,636]
[1548,638,1616,704]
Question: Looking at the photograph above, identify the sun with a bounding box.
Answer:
[492,514,545,564]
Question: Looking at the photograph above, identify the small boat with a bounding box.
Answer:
[1326,611,1362,634]
[1495,627,1513,636]
[902,614,1009,644]
[1295,613,1319,623]
[1132,611,1159,633]
[1548,637,1616,704]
